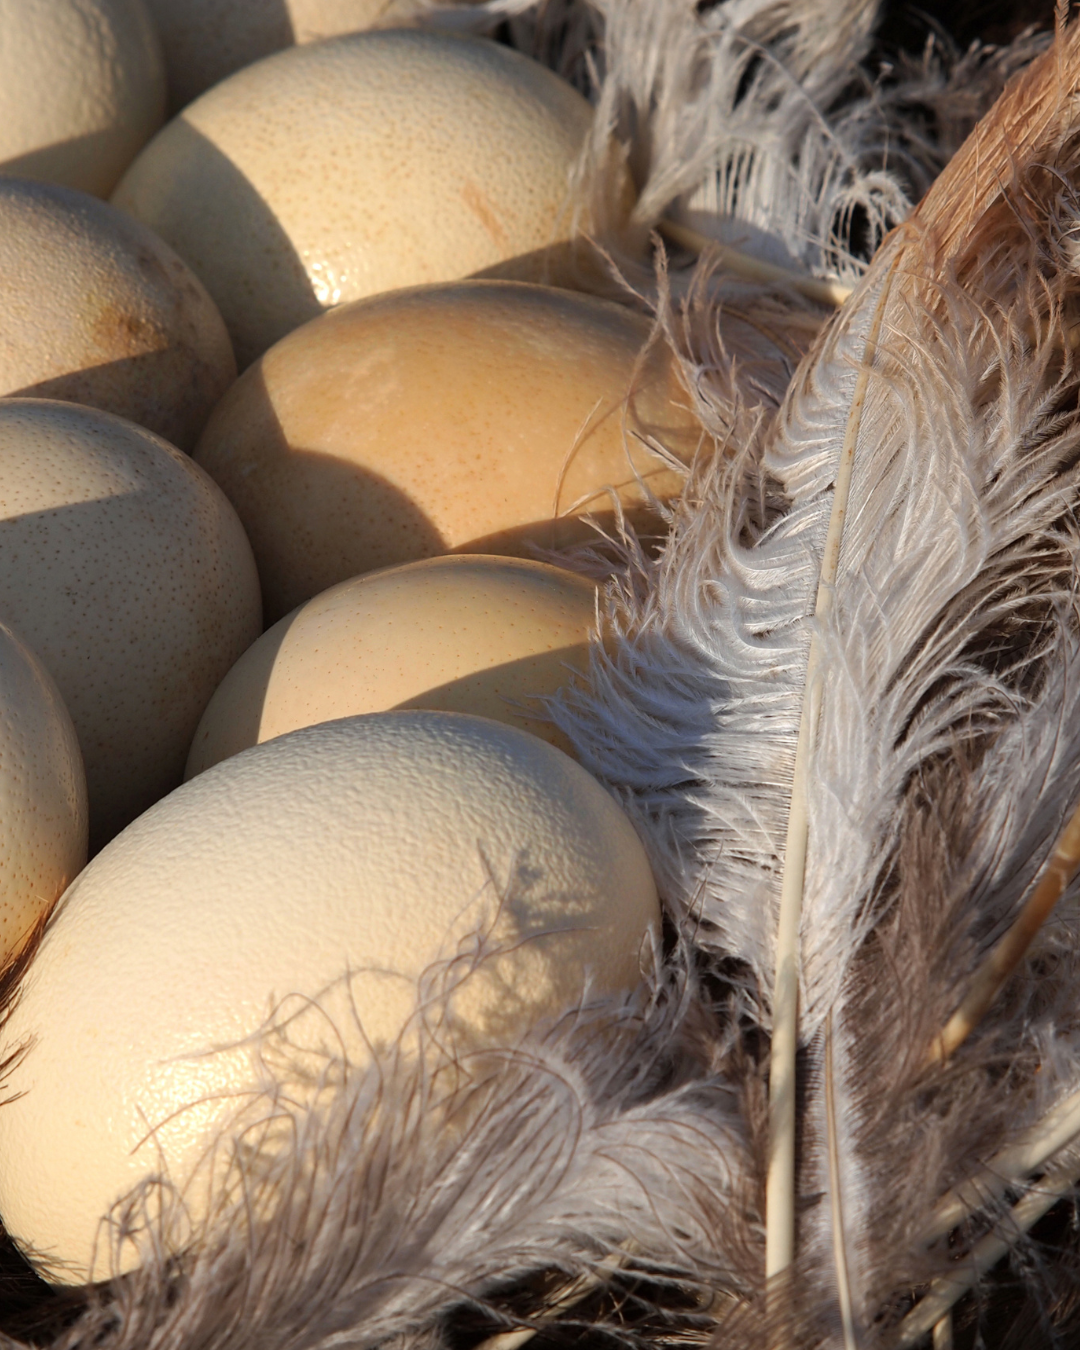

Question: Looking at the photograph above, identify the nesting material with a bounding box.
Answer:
[0,711,659,1285]
[111,32,594,366]
[0,400,261,849]
[553,21,1080,1347]
[0,0,164,197]
[0,621,86,965]
[194,280,694,621]
[144,0,424,112]
[0,179,235,452]
[187,555,600,776]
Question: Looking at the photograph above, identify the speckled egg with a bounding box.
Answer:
[0,400,261,848]
[110,31,594,366]
[193,280,695,621]
[145,0,424,112]
[0,0,165,197]
[0,179,235,451]
[186,555,600,776]
[0,620,87,964]
[0,711,659,1283]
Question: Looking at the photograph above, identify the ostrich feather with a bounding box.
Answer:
[554,14,1080,1347]
[0,936,758,1350]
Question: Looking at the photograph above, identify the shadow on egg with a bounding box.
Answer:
[12,349,228,455]
[0,492,254,852]
[201,370,448,621]
[0,129,126,199]
[457,502,672,559]
[116,123,323,368]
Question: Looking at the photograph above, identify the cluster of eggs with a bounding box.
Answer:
[0,0,691,1287]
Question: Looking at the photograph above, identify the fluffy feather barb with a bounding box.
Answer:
[562,18,1080,1347]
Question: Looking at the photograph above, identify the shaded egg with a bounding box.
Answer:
[194,280,697,621]
[145,0,424,113]
[0,620,87,964]
[0,0,165,198]
[0,711,660,1283]
[0,400,262,849]
[0,179,235,452]
[186,554,600,776]
[111,30,595,367]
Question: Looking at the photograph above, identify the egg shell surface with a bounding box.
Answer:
[0,400,262,848]
[0,711,660,1283]
[0,0,165,197]
[194,280,695,620]
[0,620,87,963]
[111,31,594,367]
[145,0,424,112]
[0,179,235,451]
[186,554,599,775]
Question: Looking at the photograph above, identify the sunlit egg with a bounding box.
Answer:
[186,554,601,776]
[0,711,659,1284]
[0,0,164,197]
[0,178,235,451]
[0,619,87,965]
[193,279,697,621]
[112,31,595,367]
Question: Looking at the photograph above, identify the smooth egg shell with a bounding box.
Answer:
[0,0,164,197]
[111,31,594,367]
[146,0,424,112]
[194,280,696,620]
[0,179,235,451]
[0,711,659,1283]
[0,400,261,848]
[0,620,87,963]
[186,554,599,776]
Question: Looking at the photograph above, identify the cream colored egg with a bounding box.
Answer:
[0,711,659,1283]
[0,621,87,963]
[194,280,696,621]
[0,0,165,198]
[0,179,235,451]
[111,31,594,366]
[187,555,600,776]
[0,400,261,848]
[145,0,424,112]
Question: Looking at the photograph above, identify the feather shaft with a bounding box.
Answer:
[930,795,1080,1064]
[925,1086,1080,1242]
[659,218,854,306]
[932,1315,953,1350]
[896,1166,1079,1347]
[765,245,903,1290]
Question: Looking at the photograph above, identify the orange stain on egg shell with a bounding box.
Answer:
[0,179,235,451]
[111,31,595,367]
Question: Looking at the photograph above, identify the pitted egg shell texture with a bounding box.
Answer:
[0,400,261,849]
[0,179,235,452]
[111,31,595,366]
[194,280,696,621]
[0,712,660,1284]
[186,554,601,776]
[0,0,164,197]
